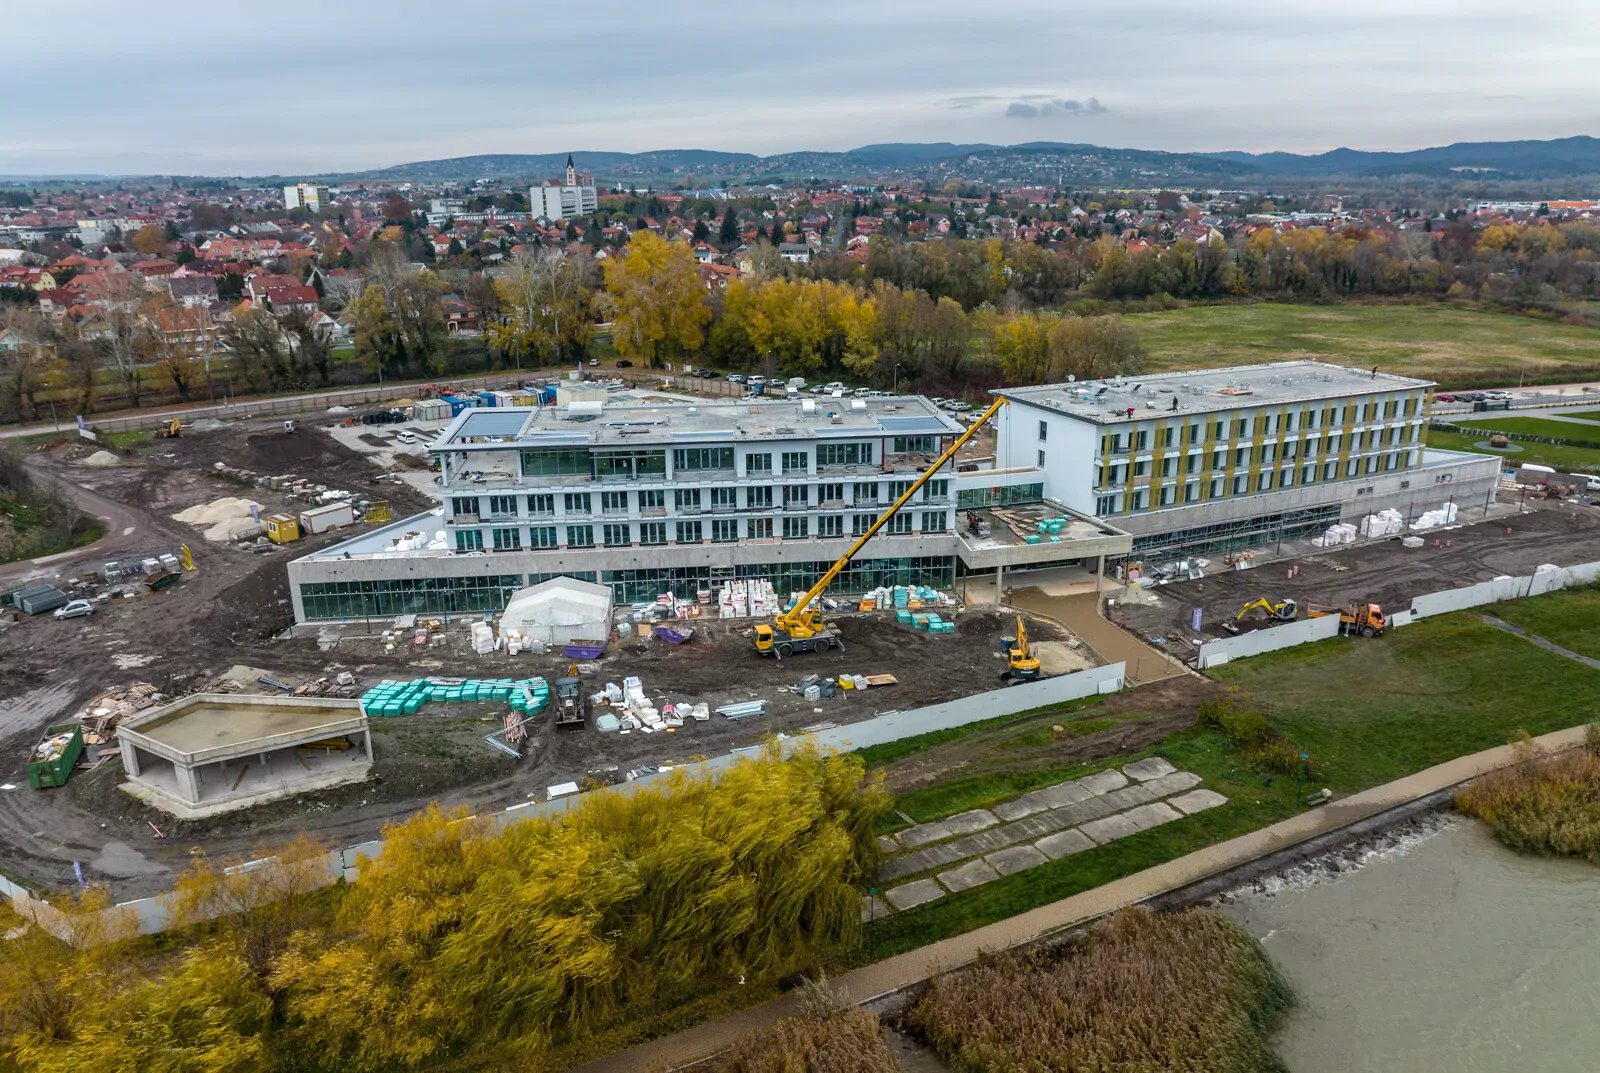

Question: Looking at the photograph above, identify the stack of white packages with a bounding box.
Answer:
[1310,522,1358,547]
[469,621,497,655]
[1410,502,1460,531]
[718,579,781,619]
[623,675,663,731]
[1359,509,1405,537]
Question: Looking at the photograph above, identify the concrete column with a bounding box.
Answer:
[176,762,201,804]
[120,741,141,778]
[995,563,1003,605]
[363,728,373,760]
[1095,553,1105,597]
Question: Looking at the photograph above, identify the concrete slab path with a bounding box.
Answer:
[569,723,1590,1073]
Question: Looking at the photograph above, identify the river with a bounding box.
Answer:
[1223,816,1600,1073]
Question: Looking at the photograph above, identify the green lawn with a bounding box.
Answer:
[1486,585,1600,663]
[1128,304,1600,389]
[1423,427,1600,472]
[1445,415,1600,442]
[863,608,1600,957]
[1561,408,1600,421]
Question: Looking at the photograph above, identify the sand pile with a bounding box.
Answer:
[172,496,264,542]
[80,450,120,467]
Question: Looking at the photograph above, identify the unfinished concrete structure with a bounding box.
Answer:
[117,694,371,818]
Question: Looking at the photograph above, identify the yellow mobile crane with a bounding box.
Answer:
[754,397,1006,658]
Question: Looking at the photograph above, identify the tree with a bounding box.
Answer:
[604,232,711,366]
[130,225,169,257]
[719,209,740,248]
[382,194,411,223]
[692,219,710,244]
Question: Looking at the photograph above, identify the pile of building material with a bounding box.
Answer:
[470,621,497,654]
[1310,522,1358,547]
[718,579,781,618]
[81,450,120,467]
[171,497,264,542]
[383,529,449,552]
[1358,509,1405,538]
[360,676,549,715]
[1409,502,1459,531]
[716,700,766,719]
[594,675,696,733]
[501,628,547,655]
[858,585,954,613]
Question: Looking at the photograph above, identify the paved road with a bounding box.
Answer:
[570,722,1591,1073]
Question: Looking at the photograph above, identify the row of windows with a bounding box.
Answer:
[450,480,952,520]
[1094,452,1415,515]
[1097,434,1418,486]
[518,441,924,482]
[452,511,952,551]
[297,559,956,619]
[1097,396,1426,455]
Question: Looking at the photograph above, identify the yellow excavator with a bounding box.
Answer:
[754,396,1006,658]
[1235,597,1298,624]
[1001,614,1043,683]
[155,417,182,438]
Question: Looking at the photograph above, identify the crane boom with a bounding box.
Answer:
[770,396,1007,639]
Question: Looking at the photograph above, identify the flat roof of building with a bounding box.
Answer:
[993,360,1435,425]
[435,395,964,451]
[121,694,365,762]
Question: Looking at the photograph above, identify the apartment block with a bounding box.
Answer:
[283,183,332,212]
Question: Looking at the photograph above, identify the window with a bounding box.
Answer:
[1162,427,1174,447]
[491,527,521,551]
[1234,446,1248,466]
[674,488,702,511]
[1355,485,1374,497]
[1184,482,1199,503]
[1210,477,1223,498]
[1212,449,1226,469]
[818,482,845,504]
[455,528,483,552]
[520,447,589,476]
[639,522,667,545]
[1160,457,1173,478]
[1435,472,1454,485]
[711,519,739,542]
[817,515,844,538]
[603,523,631,547]
[638,489,665,512]
[781,451,809,474]
[531,526,558,549]
[710,486,737,510]
[565,525,593,548]
[1112,433,1126,453]
[887,513,913,534]
[1302,464,1316,485]
[1136,430,1149,451]
[1038,420,1048,441]
[1235,418,1249,437]
[1186,453,1198,474]
[451,496,479,518]
[892,435,937,454]
[782,484,809,507]
[748,486,773,509]
[563,493,591,515]
[1133,460,1150,477]
[1258,471,1274,492]
[1096,495,1116,514]
[487,495,517,517]
[601,491,628,514]
[1280,468,1293,489]
[921,510,948,533]
[594,450,666,480]
[745,452,773,474]
[817,442,873,466]
[1132,490,1146,511]
[526,494,554,517]
[852,513,876,535]
[747,518,772,539]
[923,479,949,500]
[1188,424,1199,445]
[1038,450,1046,468]
[1160,485,1175,506]
[673,447,734,472]
[1324,461,1338,481]
[782,516,808,539]
[854,482,878,504]
[676,520,703,543]
[1233,474,1247,495]
[1213,420,1225,440]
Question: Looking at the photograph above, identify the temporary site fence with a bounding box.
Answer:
[2,658,1125,944]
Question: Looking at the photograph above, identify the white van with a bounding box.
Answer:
[1574,473,1600,492]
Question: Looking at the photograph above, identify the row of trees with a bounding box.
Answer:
[0,744,889,1072]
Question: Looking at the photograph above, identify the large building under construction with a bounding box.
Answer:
[284,362,1499,622]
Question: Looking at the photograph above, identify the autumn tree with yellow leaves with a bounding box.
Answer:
[604,231,712,365]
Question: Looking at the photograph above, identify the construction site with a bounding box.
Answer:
[2,384,1600,907]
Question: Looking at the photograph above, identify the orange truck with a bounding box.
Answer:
[1306,602,1386,637]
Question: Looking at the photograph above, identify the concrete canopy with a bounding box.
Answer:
[499,576,613,645]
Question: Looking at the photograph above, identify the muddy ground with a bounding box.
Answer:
[1113,498,1600,651]
[0,420,1090,898]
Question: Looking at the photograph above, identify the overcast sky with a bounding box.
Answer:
[5,0,1599,176]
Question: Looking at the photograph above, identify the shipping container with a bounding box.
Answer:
[299,502,356,534]
[15,585,70,615]
[27,723,84,789]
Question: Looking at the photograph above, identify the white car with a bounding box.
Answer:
[53,600,96,620]
[823,381,844,393]
[396,431,418,444]
[747,375,767,386]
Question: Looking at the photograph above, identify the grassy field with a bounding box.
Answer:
[1445,415,1600,442]
[1423,426,1600,472]
[863,608,1600,956]
[1129,304,1600,389]
[1486,585,1600,662]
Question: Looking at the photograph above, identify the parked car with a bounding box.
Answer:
[747,375,767,386]
[823,381,845,393]
[696,368,718,378]
[53,600,96,621]
[616,359,633,368]
[1434,393,1457,402]
[588,358,599,366]
[726,373,745,383]
[395,430,418,444]
[951,401,974,412]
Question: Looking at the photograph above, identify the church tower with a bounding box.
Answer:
[565,153,577,186]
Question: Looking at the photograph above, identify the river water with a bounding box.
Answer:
[1223,816,1600,1073]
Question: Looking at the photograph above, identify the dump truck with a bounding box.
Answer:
[554,674,584,727]
[1307,601,1386,637]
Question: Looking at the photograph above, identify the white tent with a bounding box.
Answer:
[499,577,613,645]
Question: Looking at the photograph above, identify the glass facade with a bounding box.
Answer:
[521,448,589,476]
[958,482,1044,509]
[299,574,525,620]
[599,555,954,605]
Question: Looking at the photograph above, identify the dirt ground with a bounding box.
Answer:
[1112,496,1600,653]
[0,421,1089,899]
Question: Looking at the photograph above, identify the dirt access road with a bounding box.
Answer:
[1114,499,1600,647]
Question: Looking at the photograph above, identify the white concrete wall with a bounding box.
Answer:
[1197,614,1342,668]
[996,401,1097,511]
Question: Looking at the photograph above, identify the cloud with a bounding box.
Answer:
[941,94,1001,110]
[1006,96,1107,119]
